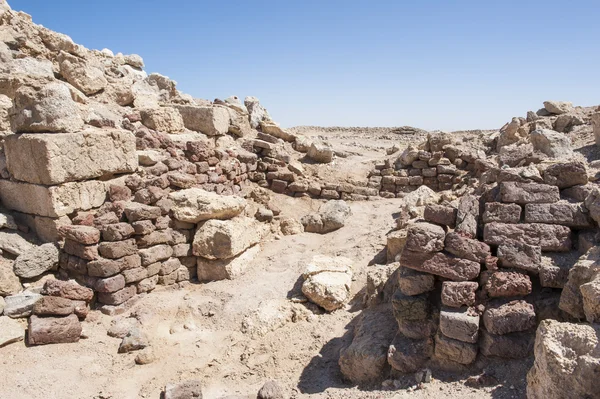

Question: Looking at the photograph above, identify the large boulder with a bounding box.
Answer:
[301,255,353,311]
[192,216,266,260]
[169,188,246,223]
[58,51,107,95]
[4,131,138,185]
[543,101,573,115]
[10,82,84,133]
[301,200,351,234]
[527,320,600,399]
[13,243,59,279]
[530,129,573,159]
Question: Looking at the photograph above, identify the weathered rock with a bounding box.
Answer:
[101,223,135,241]
[278,217,304,236]
[118,326,149,353]
[164,380,203,399]
[543,101,573,115]
[41,279,93,301]
[261,121,296,142]
[440,282,478,308]
[365,264,398,306]
[140,107,185,133]
[480,330,534,358]
[405,222,445,253]
[387,333,433,373]
[485,270,532,297]
[527,320,600,399]
[558,248,600,318]
[483,300,536,335]
[423,204,457,228]
[543,161,588,188]
[123,202,162,222]
[301,200,351,234]
[0,261,21,296]
[0,231,35,256]
[98,239,137,259]
[580,278,600,323]
[3,292,42,318]
[524,202,593,229]
[307,142,334,163]
[497,241,541,273]
[196,244,260,282]
[499,182,560,204]
[169,188,246,223]
[392,290,430,321]
[483,223,572,252]
[27,314,82,345]
[585,187,600,225]
[139,245,173,266]
[439,308,480,343]
[98,285,136,306]
[58,51,107,95]
[302,255,353,312]
[400,250,480,281]
[530,129,573,158]
[33,296,75,316]
[193,216,265,260]
[175,105,230,136]
[58,225,100,245]
[397,266,435,296]
[13,243,59,278]
[386,230,407,262]
[0,316,24,347]
[482,202,522,224]
[455,195,479,238]
[257,380,285,399]
[434,331,477,365]
[10,82,84,133]
[444,232,491,263]
[0,179,108,218]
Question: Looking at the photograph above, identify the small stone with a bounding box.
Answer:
[118,327,149,353]
[164,380,203,399]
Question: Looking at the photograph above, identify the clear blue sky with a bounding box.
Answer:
[9,1,600,130]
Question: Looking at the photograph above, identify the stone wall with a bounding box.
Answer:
[384,162,598,372]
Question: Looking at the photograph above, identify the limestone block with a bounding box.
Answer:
[0,179,108,217]
[4,130,137,185]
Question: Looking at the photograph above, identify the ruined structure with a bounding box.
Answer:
[0,1,599,398]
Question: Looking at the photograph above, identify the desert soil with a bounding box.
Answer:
[0,128,535,399]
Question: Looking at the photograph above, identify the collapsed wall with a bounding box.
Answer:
[339,101,600,398]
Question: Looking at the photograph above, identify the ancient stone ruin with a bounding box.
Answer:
[0,1,599,398]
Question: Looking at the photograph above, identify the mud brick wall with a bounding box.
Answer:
[387,165,598,372]
[0,126,265,309]
[247,139,380,201]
